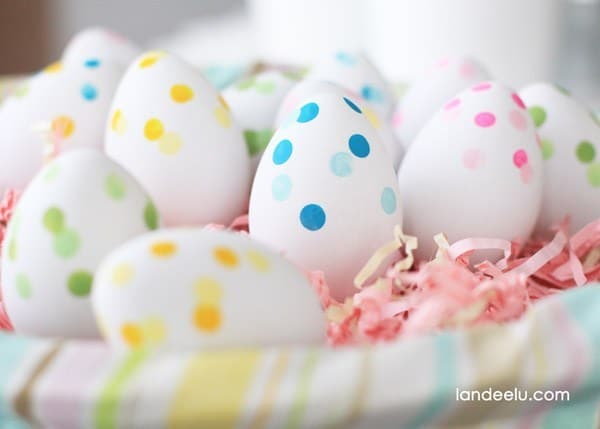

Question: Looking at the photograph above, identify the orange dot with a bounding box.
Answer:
[51,116,75,139]
[213,246,238,268]
[144,118,164,141]
[121,323,144,347]
[151,241,177,258]
[139,51,163,68]
[193,304,222,333]
[170,84,194,103]
[44,62,62,73]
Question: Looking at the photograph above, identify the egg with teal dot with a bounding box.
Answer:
[250,92,402,301]
[62,27,141,68]
[1,149,160,338]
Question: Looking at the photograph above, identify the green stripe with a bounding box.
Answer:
[284,349,319,429]
[94,350,148,429]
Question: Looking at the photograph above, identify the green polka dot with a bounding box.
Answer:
[43,207,64,234]
[43,164,60,183]
[105,174,126,200]
[576,141,596,164]
[16,273,32,299]
[587,164,600,187]
[255,80,276,94]
[541,139,555,160]
[235,77,256,91]
[54,228,80,258]
[144,201,159,230]
[67,270,93,297]
[529,106,547,128]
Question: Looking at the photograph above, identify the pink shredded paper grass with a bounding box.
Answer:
[0,189,19,330]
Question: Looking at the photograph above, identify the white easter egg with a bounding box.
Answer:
[398,81,543,260]
[62,27,141,68]
[393,56,490,149]
[0,60,122,192]
[307,51,394,117]
[92,228,325,353]
[105,51,251,226]
[1,150,160,338]
[249,92,402,300]
[520,83,600,234]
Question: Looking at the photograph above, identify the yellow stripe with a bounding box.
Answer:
[167,350,261,429]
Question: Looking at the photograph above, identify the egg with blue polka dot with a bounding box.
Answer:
[249,92,402,301]
[92,228,325,353]
[307,51,394,118]
[1,149,160,338]
[105,51,251,227]
[0,58,122,192]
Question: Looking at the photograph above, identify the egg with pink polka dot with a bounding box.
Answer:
[105,51,251,227]
[0,58,123,193]
[1,149,160,338]
[275,80,404,170]
[92,228,325,353]
[393,56,490,149]
[520,83,600,235]
[398,81,543,261]
[249,92,402,301]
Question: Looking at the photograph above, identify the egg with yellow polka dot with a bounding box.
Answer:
[1,149,160,338]
[62,27,141,68]
[0,58,122,192]
[105,51,251,227]
[92,228,325,353]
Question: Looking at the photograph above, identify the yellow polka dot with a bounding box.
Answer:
[194,277,222,304]
[246,250,270,273]
[111,109,127,135]
[170,84,194,103]
[213,246,238,268]
[122,323,144,347]
[44,61,62,73]
[363,107,381,130]
[193,304,222,333]
[218,95,230,111]
[51,116,75,139]
[111,263,134,287]
[158,132,182,155]
[142,317,166,344]
[139,51,164,68]
[214,106,232,129]
[144,118,164,141]
[151,241,177,258]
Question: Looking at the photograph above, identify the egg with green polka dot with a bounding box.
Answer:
[520,83,600,234]
[1,149,160,338]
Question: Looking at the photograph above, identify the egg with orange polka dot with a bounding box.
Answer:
[105,51,251,227]
[1,149,160,338]
[0,58,122,192]
[91,229,325,353]
[398,81,543,261]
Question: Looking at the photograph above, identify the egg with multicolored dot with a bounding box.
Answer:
[275,80,404,170]
[249,92,402,300]
[91,228,325,352]
[307,51,394,117]
[398,81,543,260]
[223,70,299,172]
[0,58,122,192]
[393,56,490,149]
[62,27,141,68]
[0,149,160,338]
[105,51,251,226]
[520,83,600,234]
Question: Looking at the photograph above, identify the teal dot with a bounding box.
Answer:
[343,97,362,114]
[84,58,101,68]
[54,228,80,259]
[381,187,397,215]
[329,152,353,177]
[335,51,356,66]
[81,83,98,101]
[271,174,292,201]
[105,174,126,200]
[361,85,383,103]
[67,270,93,297]
[16,273,32,299]
[297,103,319,123]
[349,134,370,158]
[300,204,326,231]
[272,139,293,165]
[144,201,159,230]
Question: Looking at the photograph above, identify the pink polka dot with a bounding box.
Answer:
[472,82,492,92]
[463,148,485,170]
[520,163,533,184]
[475,112,496,128]
[392,110,403,127]
[513,149,528,168]
[512,93,526,109]
[445,98,461,110]
[459,61,475,79]
[509,110,527,131]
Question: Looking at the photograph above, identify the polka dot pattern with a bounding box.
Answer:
[81,83,98,101]
[335,51,356,66]
[576,141,596,164]
[273,139,293,165]
[343,97,362,113]
[170,84,194,103]
[587,164,600,187]
[54,228,81,259]
[144,201,159,230]
[194,276,223,333]
[330,152,353,177]
[300,204,326,231]
[361,85,383,103]
[512,93,526,109]
[158,132,183,155]
[44,62,62,74]
[472,82,492,92]
[112,263,134,287]
[246,250,270,273]
[509,110,527,131]
[84,58,100,68]
[213,246,239,268]
[111,110,127,136]
[541,139,555,160]
[380,187,397,215]
[474,112,496,128]
[144,118,164,141]
[67,270,93,297]
[297,103,319,123]
[43,207,64,234]
[363,107,381,130]
[529,106,547,128]
[194,305,222,333]
[105,174,126,200]
[51,116,75,139]
[16,273,32,299]
[151,241,177,258]
[348,134,370,158]
[272,174,293,201]
[139,52,163,69]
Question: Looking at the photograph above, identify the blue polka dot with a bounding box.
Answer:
[297,103,319,123]
[84,58,101,68]
[361,85,384,103]
[348,134,370,158]
[272,139,293,165]
[335,52,356,66]
[81,83,98,101]
[272,174,292,201]
[381,187,397,215]
[300,204,326,231]
[343,97,362,114]
[329,152,353,177]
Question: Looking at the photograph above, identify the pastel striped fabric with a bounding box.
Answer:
[1,285,600,428]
